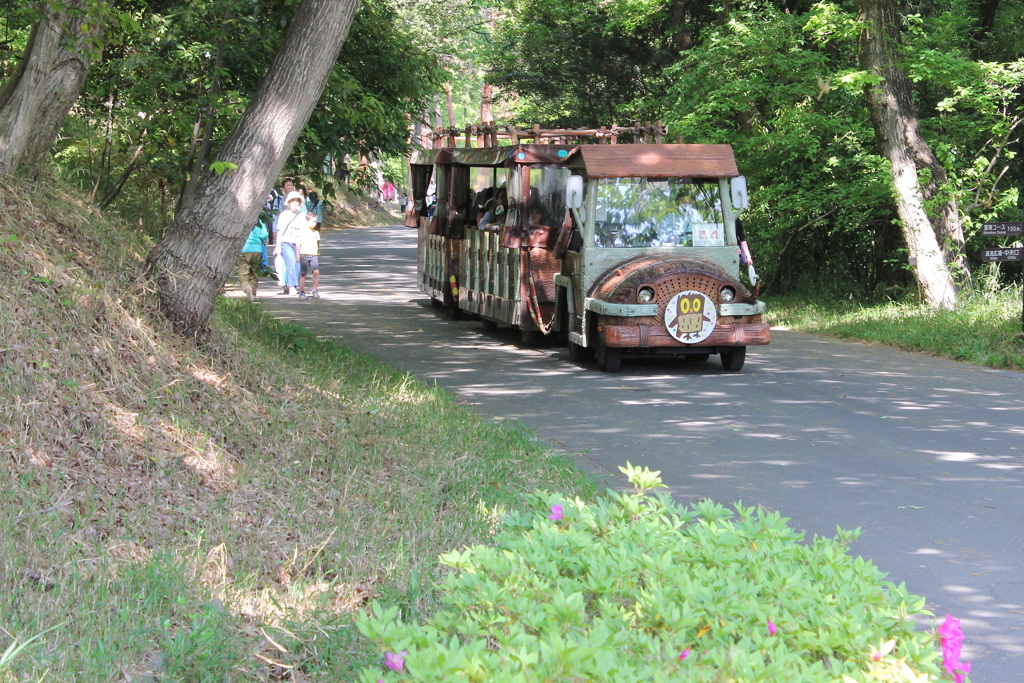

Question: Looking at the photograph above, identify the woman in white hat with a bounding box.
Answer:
[273,191,305,294]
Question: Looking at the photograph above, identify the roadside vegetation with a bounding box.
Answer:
[765,290,1024,370]
[0,175,593,681]
[322,184,401,231]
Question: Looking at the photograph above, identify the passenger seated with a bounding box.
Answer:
[479,190,507,230]
[473,188,493,226]
[478,200,496,230]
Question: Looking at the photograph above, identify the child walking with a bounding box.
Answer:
[297,212,321,299]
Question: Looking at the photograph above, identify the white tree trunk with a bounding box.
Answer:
[147,0,360,336]
[859,0,958,309]
[0,0,103,178]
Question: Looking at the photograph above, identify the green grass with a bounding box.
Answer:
[0,175,597,682]
[764,288,1024,370]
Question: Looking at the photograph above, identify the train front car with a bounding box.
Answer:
[557,145,770,372]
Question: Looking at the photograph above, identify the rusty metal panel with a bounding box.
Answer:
[602,321,770,348]
[509,145,576,164]
[576,144,739,178]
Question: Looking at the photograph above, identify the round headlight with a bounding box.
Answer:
[719,286,736,303]
[637,287,655,303]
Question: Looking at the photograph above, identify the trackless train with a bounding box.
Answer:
[405,124,770,372]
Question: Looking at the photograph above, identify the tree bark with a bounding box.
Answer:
[146,0,360,337]
[858,0,958,309]
[0,0,103,178]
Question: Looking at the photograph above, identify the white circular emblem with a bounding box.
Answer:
[664,290,717,343]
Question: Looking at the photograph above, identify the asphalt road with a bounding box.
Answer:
[250,224,1024,681]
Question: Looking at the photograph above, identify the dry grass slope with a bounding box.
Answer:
[0,176,592,681]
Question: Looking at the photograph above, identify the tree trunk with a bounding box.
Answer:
[858,0,958,309]
[147,0,360,337]
[0,0,103,178]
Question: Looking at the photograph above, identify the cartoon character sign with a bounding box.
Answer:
[664,290,717,343]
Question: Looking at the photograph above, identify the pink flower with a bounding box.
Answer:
[384,651,407,672]
[767,619,777,636]
[872,651,882,661]
[548,504,563,522]
[677,648,690,661]
[937,615,971,683]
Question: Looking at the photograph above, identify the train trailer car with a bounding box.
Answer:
[407,134,769,372]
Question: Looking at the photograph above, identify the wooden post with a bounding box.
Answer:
[655,120,663,144]
[445,83,455,128]
[533,124,542,143]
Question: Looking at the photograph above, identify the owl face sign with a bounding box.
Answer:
[664,290,717,343]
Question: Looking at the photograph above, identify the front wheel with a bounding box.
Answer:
[567,339,594,362]
[448,300,462,320]
[720,346,746,372]
[520,329,543,346]
[596,339,622,372]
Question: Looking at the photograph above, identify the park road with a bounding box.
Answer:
[251,224,1023,682]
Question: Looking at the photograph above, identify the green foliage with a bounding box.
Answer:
[486,0,677,127]
[488,0,1024,298]
[357,465,944,683]
[47,0,441,233]
[765,287,1024,369]
[0,622,66,672]
[159,603,243,682]
[658,7,903,296]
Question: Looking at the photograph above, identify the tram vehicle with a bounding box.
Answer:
[405,123,770,372]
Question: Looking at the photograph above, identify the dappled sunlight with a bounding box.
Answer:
[249,224,1024,674]
[922,449,1023,470]
[189,364,234,392]
[159,419,238,490]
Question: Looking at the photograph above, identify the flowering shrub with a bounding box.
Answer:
[359,464,964,682]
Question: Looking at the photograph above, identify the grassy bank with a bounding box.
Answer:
[0,176,594,682]
[764,288,1024,370]
[322,185,399,230]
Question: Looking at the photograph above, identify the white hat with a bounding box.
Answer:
[285,191,305,204]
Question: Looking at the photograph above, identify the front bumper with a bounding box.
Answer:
[601,321,771,348]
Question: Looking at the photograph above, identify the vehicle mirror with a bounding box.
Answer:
[565,175,584,210]
[730,176,748,213]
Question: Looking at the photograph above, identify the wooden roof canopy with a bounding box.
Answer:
[569,144,739,179]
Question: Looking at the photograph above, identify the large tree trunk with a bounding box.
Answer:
[0,0,103,178]
[146,0,360,337]
[858,0,958,309]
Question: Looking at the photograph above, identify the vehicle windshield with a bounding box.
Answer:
[593,178,724,248]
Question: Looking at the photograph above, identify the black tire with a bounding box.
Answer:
[482,318,498,331]
[720,346,746,372]
[567,339,594,362]
[430,297,442,308]
[596,339,622,372]
[684,352,710,362]
[520,329,543,346]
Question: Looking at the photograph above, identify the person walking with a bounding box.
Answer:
[297,212,321,299]
[237,218,269,303]
[306,190,324,227]
[273,191,305,295]
[271,178,296,289]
